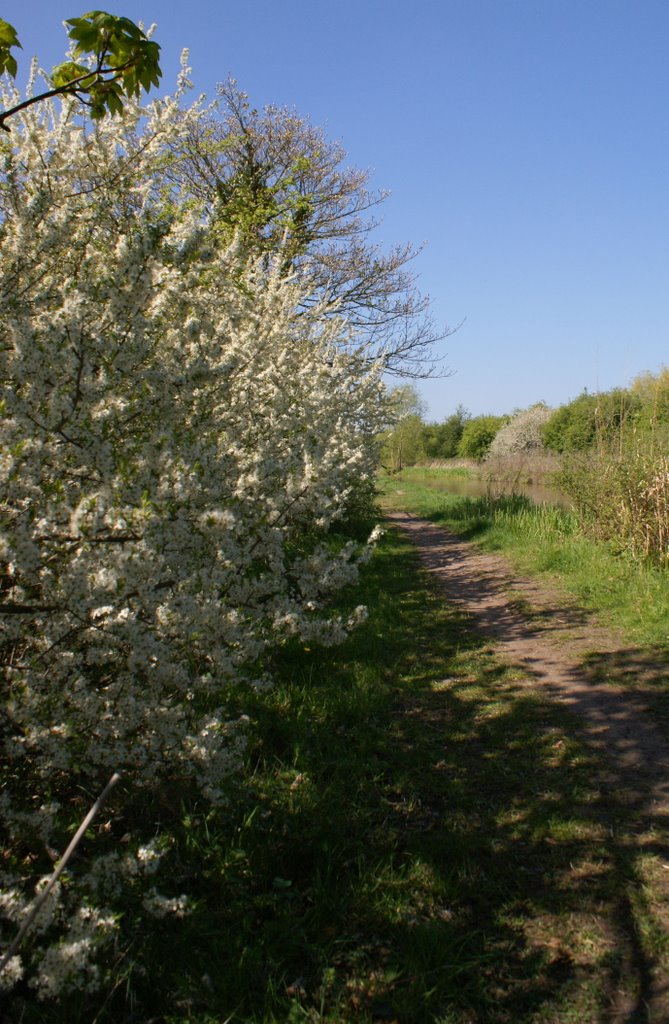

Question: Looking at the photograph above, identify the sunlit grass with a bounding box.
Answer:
[381,472,669,651]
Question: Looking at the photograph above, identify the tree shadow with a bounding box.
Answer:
[203,543,669,1022]
[86,527,669,1024]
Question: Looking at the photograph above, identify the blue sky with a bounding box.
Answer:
[6,1,669,420]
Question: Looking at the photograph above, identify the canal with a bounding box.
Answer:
[401,472,571,508]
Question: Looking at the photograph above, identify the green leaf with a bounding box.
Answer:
[50,61,95,89]
[0,12,161,127]
[0,18,21,49]
[64,12,161,102]
[89,78,124,118]
[1,53,17,78]
[64,19,99,52]
[0,17,21,79]
[272,877,292,889]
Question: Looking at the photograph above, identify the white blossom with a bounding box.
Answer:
[142,889,192,919]
[0,72,385,998]
[0,956,24,991]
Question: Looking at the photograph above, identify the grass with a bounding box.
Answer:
[20,509,669,1024]
[404,465,475,480]
[382,470,669,653]
[416,454,562,486]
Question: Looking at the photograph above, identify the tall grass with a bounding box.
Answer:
[453,492,579,541]
[558,450,669,567]
[400,463,475,478]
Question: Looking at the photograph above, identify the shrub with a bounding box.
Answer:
[0,75,385,997]
[487,404,552,458]
[557,451,669,566]
[457,415,508,461]
[629,367,669,449]
[542,390,640,453]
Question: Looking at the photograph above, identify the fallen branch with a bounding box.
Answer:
[0,771,122,976]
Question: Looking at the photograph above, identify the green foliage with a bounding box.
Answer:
[629,366,669,447]
[557,450,669,567]
[542,394,593,453]
[542,389,640,454]
[62,11,161,119]
[50,60,96,89]
[0,17,21,78]
[422,405,470,459]
[213,152,315,261]
[0,11,161,128]
[456,414,507,461]
[379,385,427,471]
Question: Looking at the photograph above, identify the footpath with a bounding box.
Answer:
[387,508,669,1021]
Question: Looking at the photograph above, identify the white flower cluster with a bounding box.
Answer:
[487,404,553,458]
[0,81,385,997]
[142,889,192,919]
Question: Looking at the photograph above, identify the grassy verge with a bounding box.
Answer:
[34,517,669,1023]
[415,454,562,486]
[407,465,475,479]
[381,470,669,653]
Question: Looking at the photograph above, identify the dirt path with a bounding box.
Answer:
[387,510,669,796]
[387,509,669,1021]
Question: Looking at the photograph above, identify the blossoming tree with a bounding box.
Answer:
[0,59,385,1001]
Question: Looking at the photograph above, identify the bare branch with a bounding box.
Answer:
[161,78,455,377]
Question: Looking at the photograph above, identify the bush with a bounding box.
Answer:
[629,367,669,448]
[487,404,552,458]
[457,415,508,461]
[0,77,385,999]
[542,390,640,453]
[557,451,669,566]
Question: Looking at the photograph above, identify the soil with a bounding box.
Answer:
[386,508,669,1022]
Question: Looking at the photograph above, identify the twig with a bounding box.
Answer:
[0,771,122,975]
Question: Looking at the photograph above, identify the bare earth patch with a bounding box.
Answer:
[386,509,669,1021]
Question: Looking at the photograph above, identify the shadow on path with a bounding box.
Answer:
[386,509,669,1024]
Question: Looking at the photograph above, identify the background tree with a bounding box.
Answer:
[422,405,470,459]
[162,79,454,376]
[380,384,427,471]
[457,414,508,461]
[542,389,639,454]
[487,403,552,458]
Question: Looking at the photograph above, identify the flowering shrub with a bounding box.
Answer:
[486,404,552,458]
[0,70,384,999]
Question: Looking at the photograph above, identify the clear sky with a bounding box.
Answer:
[6,1,669,420]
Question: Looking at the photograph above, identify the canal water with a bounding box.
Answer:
[405,473,571,508]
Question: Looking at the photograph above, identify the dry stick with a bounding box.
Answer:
[0,771,122,975]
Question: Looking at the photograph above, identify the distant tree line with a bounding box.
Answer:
[381,368,669,470]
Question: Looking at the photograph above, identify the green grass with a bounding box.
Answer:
[22,514,669,1023]
[401,465,475,480]
[382,471,669,653]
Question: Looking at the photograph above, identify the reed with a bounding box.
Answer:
[558,449,669,568]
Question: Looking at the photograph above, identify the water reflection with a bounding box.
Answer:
[407,474,572,508]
